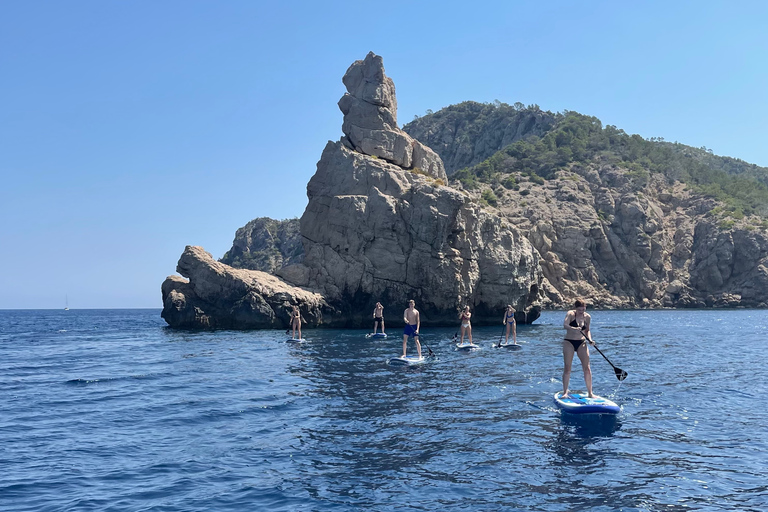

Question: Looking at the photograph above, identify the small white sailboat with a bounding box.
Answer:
[65,295,69,311]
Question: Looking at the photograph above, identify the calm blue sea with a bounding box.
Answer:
[1,309,766,511]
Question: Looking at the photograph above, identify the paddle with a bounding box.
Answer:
[413,333,435,357]
[496,323,506,348]
[589,340,628,381]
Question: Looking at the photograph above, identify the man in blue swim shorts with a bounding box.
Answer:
[402,299,421,358]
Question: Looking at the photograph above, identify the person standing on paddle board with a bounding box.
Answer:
[402,300,421,358]
[373,302,385,335]
[562,299,595,398]
[458,305,473,345]
[289,305,303,340]
[502,305,517,345]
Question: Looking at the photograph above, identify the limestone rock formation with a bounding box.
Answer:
[219,217,301,273]
[403,104,768,309]
[278,52,545,326]
[161,246,335,329]
[281,140,544,325]
[482,165,768,308]
[338,52,447,182]
[161,52,544,329]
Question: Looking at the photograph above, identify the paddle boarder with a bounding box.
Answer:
[502,305,517,345]
[458,305,473,345]
[402,300,421,358]
[373,302,385,335]
[562,299,595,398]
[289,305,303,340]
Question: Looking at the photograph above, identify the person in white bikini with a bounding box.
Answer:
[458,305,473,345]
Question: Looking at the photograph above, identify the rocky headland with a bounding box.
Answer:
[161,52,768,330]
[403,106,768,308]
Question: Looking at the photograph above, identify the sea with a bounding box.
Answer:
[1,309,766,511]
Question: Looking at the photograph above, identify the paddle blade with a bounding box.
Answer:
[615,367,628,381]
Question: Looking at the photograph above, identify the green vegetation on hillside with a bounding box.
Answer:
[454,111,768,218]
[403,100,558,174]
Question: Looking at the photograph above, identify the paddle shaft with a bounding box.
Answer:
[588,339,628,380]
[497,323,506,347]
[412,333,435,357]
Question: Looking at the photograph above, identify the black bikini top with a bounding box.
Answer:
[569,318,585,328]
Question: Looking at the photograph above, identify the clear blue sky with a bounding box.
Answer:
[1,1,766,309]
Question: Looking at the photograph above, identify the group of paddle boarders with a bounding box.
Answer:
[292,297,599,399]
[393,298,597,399]
[393,300,518,358]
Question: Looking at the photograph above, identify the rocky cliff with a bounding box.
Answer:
[161,52,544,329]
[161,246,335,329]
[406,108,768,308]
[488,166,768,308]
[219,217,301,273]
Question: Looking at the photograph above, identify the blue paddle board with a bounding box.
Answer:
[388,355,427,366]
[368,333,387,339]
[286,338,306,343]
[456,342,480,351]
[553,392,619,415]
[498,343,522,350]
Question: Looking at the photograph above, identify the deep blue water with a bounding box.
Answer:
[1,309,766,511]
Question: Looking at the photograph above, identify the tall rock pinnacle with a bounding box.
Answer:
[160,52,545,329]
[337,52,447,181]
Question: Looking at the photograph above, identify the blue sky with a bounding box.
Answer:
[1,1,766,309]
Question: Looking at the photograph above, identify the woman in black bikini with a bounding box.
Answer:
[562,299,595,398]
[289,305,303,340]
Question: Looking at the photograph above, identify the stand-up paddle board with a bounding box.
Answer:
[388,355,427,366]
[367,333,387,339]
[456,343,480,351]
[553,392,619,414]
[498,343,522,350]
[286,338,306,343]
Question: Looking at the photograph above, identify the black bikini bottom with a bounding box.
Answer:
[564,338,585,351]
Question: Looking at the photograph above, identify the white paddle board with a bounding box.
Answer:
[553,392,619,415]
[388,355,427,366]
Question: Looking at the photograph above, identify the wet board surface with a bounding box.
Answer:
[368,333,387,339]
[498,343,522,350]
[456,343,480,351]
[553,392,620,414]
[286,338,306,343]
